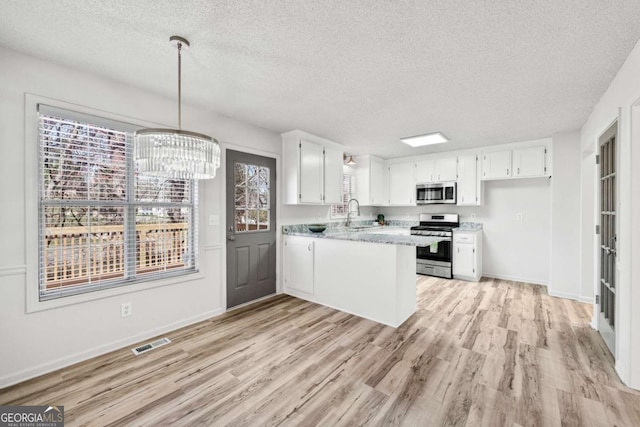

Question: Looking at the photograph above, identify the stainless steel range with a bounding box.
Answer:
[411,213,459,279]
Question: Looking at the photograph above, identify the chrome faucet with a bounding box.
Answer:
[346,198,360,228]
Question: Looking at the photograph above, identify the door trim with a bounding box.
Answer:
[593,117,619,357]
[220,143,281,311]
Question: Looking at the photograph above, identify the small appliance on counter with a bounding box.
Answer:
[410,213,459,278]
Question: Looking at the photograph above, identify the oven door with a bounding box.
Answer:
[417,239,452,263]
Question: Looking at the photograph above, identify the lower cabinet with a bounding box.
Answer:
[452,230,482,282]
[283,236,314,294]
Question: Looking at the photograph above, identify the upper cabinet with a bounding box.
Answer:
[282,130,344,205]
[322,145,344,204]
[513,146,547,178]
[355,155,388,206]
[388,162,415,206]
[415,156,457,183]
[481,139,551,181]
[482,149,512,180]
[457,153,481,206]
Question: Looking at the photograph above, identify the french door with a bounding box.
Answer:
[598,134,616,355]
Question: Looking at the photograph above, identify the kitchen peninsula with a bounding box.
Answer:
[282,224,444,327]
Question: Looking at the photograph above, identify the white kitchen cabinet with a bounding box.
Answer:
[282,130,344,205]
[415,159,435,183]
[513,146,547,178]
[299,139,324,203]
[355,155,388,206]
[435,157,458,182]
[482,150,512,180]
[457,153,481,206]
[415,156,457,183]
[453,230,482,282]
[283,236,314,294]
[323,145,344,204]
[388,162,415,206]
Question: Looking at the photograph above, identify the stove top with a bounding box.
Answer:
[410,213,459,236]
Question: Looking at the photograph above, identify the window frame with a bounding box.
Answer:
[25,94,203,313]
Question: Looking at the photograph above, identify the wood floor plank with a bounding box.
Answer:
[2,277,639,426]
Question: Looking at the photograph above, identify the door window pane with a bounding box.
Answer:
[235,162,270,232]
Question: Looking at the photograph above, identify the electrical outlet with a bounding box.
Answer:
[471,213,477,220]
[516,213,523,221]
[121,302,132,317]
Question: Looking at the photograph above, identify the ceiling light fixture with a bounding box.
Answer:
[401,132,449,147]
[343,154,356,165]
[135,36,221,180]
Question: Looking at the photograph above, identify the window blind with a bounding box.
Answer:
[38,105,198,300]
[331,173,354,217]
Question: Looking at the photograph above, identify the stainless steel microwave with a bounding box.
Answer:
[416,182,457,204]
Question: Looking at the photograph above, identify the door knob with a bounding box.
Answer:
[228,235,235,241]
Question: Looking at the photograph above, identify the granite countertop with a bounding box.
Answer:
[282,222,444,247]
[454,222,483,231]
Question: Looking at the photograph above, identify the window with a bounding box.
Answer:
[38,106,197,301]
[234,162,270,232]
[331,173,354,218]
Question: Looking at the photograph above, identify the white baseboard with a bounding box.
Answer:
[579,296,594,304]
[482,272,549,286]
[0,308,224,389]
[547,289,582,301]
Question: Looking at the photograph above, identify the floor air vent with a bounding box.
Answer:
[132,337,171,355]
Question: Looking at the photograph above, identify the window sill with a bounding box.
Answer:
[26,270,204,313]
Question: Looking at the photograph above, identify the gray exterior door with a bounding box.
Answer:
[226,149,276,308]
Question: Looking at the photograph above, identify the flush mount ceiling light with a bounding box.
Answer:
[343,154,356,165]
[401,132,449,147]
[135,36,221,180]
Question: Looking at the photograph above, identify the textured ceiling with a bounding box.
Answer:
[1,0,640,158]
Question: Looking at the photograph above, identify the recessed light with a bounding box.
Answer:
[401,132,449,147]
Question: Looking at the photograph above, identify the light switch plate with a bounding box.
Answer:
[516,213,523,221]
[208,214,219,226]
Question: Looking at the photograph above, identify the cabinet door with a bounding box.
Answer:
[457,154,478,206]
[299,139,324,203]
[323,145,343,204]
[513,146,547,178]
[388,163,415,205]
[415,159,435,183]
[284,237,314,294]
[435,157,458,182]
[370,157,388,205]
[453,243,475,277]
[482,150,512,180]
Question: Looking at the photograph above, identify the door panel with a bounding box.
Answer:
[226,150,277,308]
[299,139,323,203]
[257,243,270,281]
[235,246,250,287]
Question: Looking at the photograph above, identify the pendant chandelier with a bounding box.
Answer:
[135,36,221,180]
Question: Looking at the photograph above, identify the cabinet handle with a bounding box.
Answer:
[507,168,509,175]
[517,167,520,175]
[308,243,312,251]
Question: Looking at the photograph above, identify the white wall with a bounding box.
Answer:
[549,131,583,301]
[0,46,282,387]
[380,178,552,285]
[579,37,640,390]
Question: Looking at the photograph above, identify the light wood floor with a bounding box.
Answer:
[2,276,640,426]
